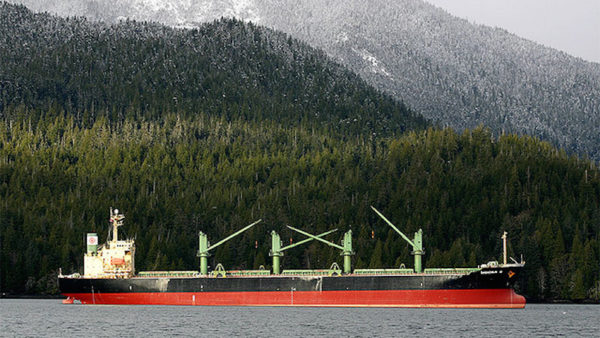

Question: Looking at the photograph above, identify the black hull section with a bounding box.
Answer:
[60,266,521,294]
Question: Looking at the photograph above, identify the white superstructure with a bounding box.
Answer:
[83,208,135,278]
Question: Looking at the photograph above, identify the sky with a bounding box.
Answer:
[424,0,600,64]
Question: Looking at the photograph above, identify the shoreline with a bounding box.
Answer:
[1,294,65,300]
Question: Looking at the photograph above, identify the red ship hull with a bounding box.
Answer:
[64,288,525,308]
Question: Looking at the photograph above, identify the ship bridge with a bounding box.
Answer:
[83,208,135,278]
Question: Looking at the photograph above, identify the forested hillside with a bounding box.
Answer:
[9,0,600,160]
[0,2,426,135]
[0,3,599,302]
[1,116,599,301]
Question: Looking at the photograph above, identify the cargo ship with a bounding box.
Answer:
[58,207,526,308]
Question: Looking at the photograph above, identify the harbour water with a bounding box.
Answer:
[0,299,598,337]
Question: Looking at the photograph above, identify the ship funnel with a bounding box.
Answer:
[87,233,98,254]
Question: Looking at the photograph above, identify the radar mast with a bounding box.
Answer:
[110,208,125,243]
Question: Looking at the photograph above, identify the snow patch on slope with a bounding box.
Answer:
[354,48,392,78]
[336,31,349,43]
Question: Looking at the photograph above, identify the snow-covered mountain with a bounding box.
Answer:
[7,0,600,159]
[7,0,260,26]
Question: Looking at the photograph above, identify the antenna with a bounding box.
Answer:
[110,208,125,243]
[502,231,507,266]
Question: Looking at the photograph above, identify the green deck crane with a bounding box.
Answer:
[270,229,338,274]
[371,206,424,273]
[286,226,354,274]
[197,219,262,275]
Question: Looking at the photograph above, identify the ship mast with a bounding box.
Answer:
[502,231,507,266]
[110,208,125,243]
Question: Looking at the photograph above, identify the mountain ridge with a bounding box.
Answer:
[0,2,427,135]
[9,0,599,160]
